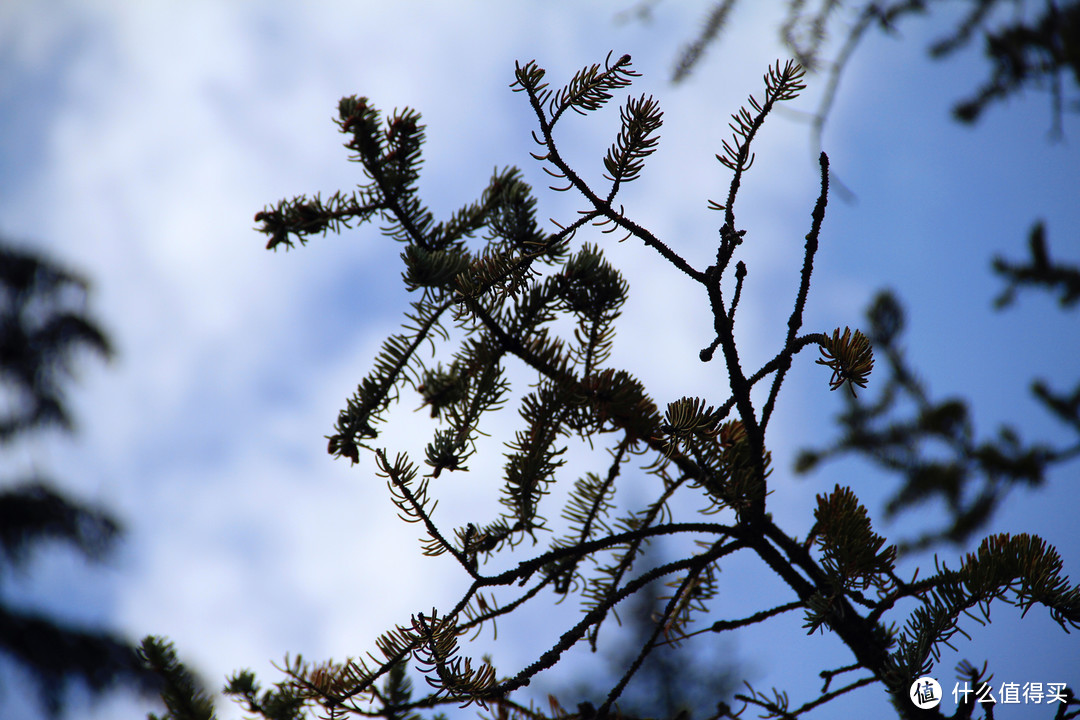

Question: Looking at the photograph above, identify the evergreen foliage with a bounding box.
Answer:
[147,52,1078,720]
[664,0,1080,139]
[0,243,112,439]
[139,637,216,720]
[0,239,160,716]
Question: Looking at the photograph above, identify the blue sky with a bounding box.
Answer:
[1,2,1078,719]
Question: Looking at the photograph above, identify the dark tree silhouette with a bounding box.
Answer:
[0,238,160,716]
[144,52,1080,720]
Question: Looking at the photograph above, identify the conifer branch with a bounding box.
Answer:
[138,637,216,720]
[714,59,807,229]
[514,54,706,284]
[218,50,1080,720]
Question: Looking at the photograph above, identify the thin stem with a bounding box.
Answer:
[762,152,830,432]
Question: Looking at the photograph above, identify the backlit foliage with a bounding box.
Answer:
[145,53,1078,720]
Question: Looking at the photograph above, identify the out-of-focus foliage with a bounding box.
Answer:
[0,238,159,716]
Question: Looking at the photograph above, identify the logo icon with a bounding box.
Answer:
[910,677,942,709]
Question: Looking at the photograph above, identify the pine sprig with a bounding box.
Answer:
[338,98,435,247]
[709,59,807,217]
[659,396,723,458]
[530,51,640,126]
[552,244,629,375]
[715,59,806,173]
[412,610,499,706]
[812,485,896,596]
[327,299,453,463]
[887,533,1080,692]
[500,381,573,535]
[255,191,382,251]
[224,667,305,720]
[816,326,874,396]
[419,341,510,478]
[138,636,216,720]
[603,94,664,191]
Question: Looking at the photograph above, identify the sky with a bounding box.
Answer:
[1,1,1078,719]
